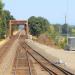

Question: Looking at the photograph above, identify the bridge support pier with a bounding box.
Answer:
[24,22,29,38]
[9,21,13,38]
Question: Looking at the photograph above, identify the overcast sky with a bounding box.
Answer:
[3,0,75,25]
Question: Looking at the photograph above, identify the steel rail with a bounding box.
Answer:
[27,47,74,75]
[12,46,32,75]
[23,41,74,75]
[20,43,58,75]
[17,33,32,75]
[26,50,32,75]
[27,51,57,75]
[18,34,74,75]
[19,35,65,75]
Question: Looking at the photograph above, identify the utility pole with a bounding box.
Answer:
[65,15,67,24]
[65,15,69,45]
[65,0,69,45]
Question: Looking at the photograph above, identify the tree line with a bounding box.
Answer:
[28,16,75,37]
[0,0,75,43]
[0,1,17,39]
[28,16,50,36]
[28,16,75,48]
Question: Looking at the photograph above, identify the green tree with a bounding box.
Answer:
[53,24,62,33]
[28,16,50,36]
[62,24,69,35]
[0,0,4,38]
[0,1,18,39]
[0,0,4,16]
[2,10,16,37]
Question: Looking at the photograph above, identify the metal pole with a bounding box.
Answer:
[65,0,69,45]
[59,25,61,47]
[67,25,68,45]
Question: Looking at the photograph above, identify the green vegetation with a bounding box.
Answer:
[28,16,50,37]
[28,16,75,48]
[0,1,18,39]
[0,0,75,48]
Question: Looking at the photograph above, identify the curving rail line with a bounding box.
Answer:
[21,41,74,75]
[19,34,74,75]
[12,31,74,75]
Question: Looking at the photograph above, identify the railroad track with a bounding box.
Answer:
[21,34,74,75]
[12,32,74,75]
[12,46,32,75]
[21,41,74,75]
[12,31,36,75]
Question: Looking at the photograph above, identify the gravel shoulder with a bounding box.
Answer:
[0,39,19,75]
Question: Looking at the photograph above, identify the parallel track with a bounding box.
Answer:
[12,32,74,75]
[19,33,74,75]
[21,41,74,75]
[12,47,33,75]
[12,32,36,75]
